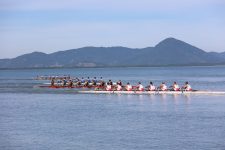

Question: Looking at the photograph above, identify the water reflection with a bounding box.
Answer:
[103,93,194,113]
[103,93,192,102]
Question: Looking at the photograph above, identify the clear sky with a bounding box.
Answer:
[1,0,225,59]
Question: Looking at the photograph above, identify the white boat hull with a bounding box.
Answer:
[78,90,225,95]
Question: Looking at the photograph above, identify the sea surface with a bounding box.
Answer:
[0,66,225,150]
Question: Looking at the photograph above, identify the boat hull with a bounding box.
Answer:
[37,85,104,89]
[77,90,225,95]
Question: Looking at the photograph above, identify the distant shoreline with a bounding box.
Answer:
[1,64,225,70]
[1,38,225,69]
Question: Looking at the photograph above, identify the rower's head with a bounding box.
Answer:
[174,81,177,84]
[138,82,141,84]
[127,82,130,85]
[185,81,189,84]
[162,82,165,84]
[150,81,153,84]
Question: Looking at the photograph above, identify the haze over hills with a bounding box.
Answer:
[0,38,225,68]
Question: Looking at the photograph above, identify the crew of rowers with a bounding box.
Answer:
[36,75,70,80]
[50,77,192,91]
[51,77,105,87]
[105,81,192,91]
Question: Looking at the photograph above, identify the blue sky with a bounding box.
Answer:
[0,0,225,59]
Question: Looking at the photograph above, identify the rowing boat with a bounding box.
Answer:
[37,85,104,89]
[77,90,225,95]
[35,85,225,95]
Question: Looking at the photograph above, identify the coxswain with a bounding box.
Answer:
[148,81,156,91]
[182,81,192,91]
[125,82,133,91]
[158,82,167,91]
[171,82,180,91]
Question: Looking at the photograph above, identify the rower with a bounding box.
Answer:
[125,82,133,91]
[87,77,91,83]
[148,81,156,91]
[116,83,123,91]
[108,79,113,86]
[62,78,67,86]
[182,81,192,91]
[76,80,81,86]
[171,81,180,91]
[99,80,105,87]
[117,80,122,86]
[98,77,103,83]
[91,79,97,86]
[81,77,85,83]
[93,77,97,83]
[137,82,144,91]
[74,77,79,83]
[57,79,61,85]
[158,82,167,91]
[68,80,73,87]
[84,80,89,86]
[51,78,55,86]
[106,82,112,91]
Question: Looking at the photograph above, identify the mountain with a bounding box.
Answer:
[150,38,224,65]
[0,38,225,68]
[221,52,225,58]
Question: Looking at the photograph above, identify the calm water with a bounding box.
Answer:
[0,66,225,150]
